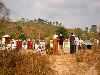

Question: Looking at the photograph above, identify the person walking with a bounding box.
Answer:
[69,33,75,54]
[58,34,64,55]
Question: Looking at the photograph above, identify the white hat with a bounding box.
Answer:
[72,34,75,36]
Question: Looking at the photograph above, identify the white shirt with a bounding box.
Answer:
[75,37,79,45]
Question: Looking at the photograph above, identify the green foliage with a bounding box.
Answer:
[56,26,69,38]
[90,25,97,33]
[16,25,22,32]
[18,33,26,40]
[0,31,5,38]
[28,32,36,39]
[74,28,83,37]
[16,21,24,32]
[0,19,99,41]
[10,32,16,39]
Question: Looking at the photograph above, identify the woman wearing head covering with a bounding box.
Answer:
[53,34,59,55]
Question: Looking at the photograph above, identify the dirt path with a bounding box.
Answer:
[49,54,98,75]
[18,49,99,75]
[85,63,97,75]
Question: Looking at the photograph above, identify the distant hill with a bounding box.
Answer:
[0,20,59,40]
[0,20,99,42]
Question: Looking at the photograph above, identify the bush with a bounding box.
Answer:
[0,49,56,75]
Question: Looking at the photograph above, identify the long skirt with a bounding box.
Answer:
[53,39,59,55]
[70,45,76,54]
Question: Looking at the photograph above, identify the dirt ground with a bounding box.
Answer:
[49,49,100,75]
[20,49,100,75]
[0,48,100,75]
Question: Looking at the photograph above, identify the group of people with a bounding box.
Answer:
[52,33,85,55]
[1,33,99,55]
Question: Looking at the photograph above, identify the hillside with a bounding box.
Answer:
[0,20,58,40]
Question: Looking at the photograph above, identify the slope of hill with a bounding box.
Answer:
[0,20,58,40]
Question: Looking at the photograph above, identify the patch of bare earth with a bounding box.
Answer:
[0,49,100,75]
[49,49,99,75]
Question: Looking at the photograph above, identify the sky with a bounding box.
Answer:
[2,0,100,28]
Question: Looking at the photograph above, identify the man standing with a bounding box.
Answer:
[70,33,75,54]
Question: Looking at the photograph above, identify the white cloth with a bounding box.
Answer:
[75,37,79,45]
[22,41,27,49]
[97,40,99,44]
[79,40,84,45]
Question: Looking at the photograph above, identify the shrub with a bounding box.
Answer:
[0,49,56,75]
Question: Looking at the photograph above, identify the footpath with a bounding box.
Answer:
[49,51,98,75]
[19,49,99,75]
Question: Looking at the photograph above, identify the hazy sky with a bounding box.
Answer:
[3,0,100,28]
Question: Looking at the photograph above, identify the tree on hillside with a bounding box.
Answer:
[85,27,89,32]
[74,28,83,37]
[10,32,19,39]
[37,18,47,24]
[53,21,55,25]
[0,31,5,38]
[55,21,59,26]
[16,21,23,32]
[18,33,26,41]
[59,22,62,26]
[28,32,36,39]
[90,25,97,33]
[48,21,52,25]
[16,25,22,32]
[56,26,69,38]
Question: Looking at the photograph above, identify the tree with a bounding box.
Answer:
[10,32,20,39]
[56,21,59,26]
[56,26,69,38]
[0,31,5,38]
[85,27,89,32]
[16,21,23,32]
[53,21,55,25]
[16,25,22,32]
[18,33,26,41]
[28,32,35,39]
[59,22,62,26]
[48,21,52,25]
[74,28,83,37]
[90,25,97,33]
[37,18,47,24]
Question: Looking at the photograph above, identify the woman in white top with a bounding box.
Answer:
[75,36,79,52]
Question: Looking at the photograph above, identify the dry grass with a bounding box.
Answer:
[76,49,100,74]
[0,49,56,75]
[0,48,100,75]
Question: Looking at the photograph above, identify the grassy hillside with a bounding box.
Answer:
[0,20,58,40]
[0,20,99,42]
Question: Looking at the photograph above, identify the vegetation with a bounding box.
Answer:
[0,50,56,75]
[56,26,69,38]
[18,33,26,41]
